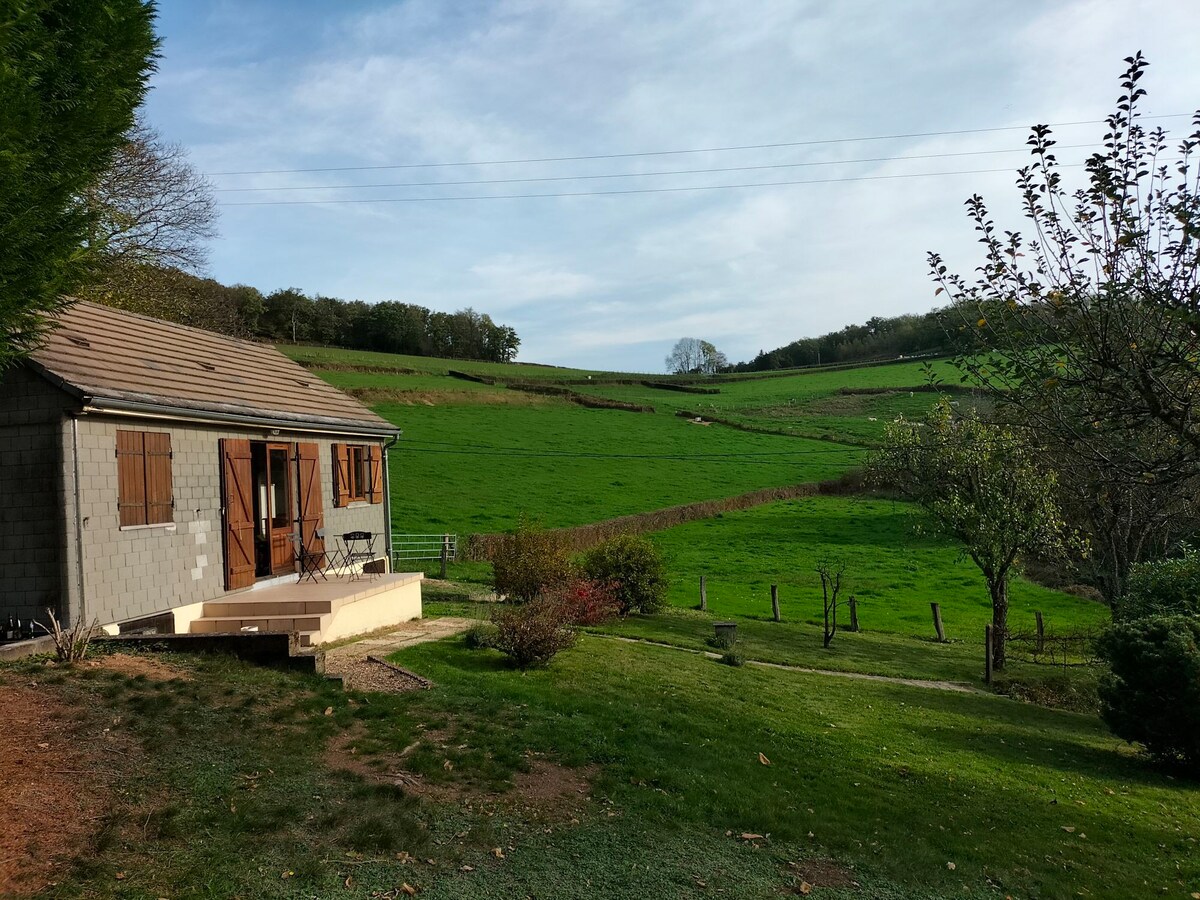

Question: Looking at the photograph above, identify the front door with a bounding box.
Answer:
[265,443,295,575]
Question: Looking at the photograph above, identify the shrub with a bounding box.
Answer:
[463,621,498,650]
[1097,615,1200,770]
[719,651,745,667]
[1117,545,1200,620]
[581,533,668,615]
[491,515,573,602]
[541,578,621,626]
[490,599,577,670]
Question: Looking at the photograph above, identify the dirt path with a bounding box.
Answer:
[323,617,475,691]
[592,634,984,694]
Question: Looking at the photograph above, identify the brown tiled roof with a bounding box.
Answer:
[28,301,396,435]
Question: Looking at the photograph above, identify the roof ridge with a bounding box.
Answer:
[61,298,264,350]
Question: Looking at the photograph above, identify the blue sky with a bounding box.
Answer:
[146,1,1200,371]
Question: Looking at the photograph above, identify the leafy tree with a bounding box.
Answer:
[0,0,159,368]
[930,53,1200,599]
[1116,545,1200,620]
[581,533,668,615]
[871,400,1080,669]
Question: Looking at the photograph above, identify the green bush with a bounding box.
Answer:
[1117,546,1200,620]
[463,621,498,650]
[581,533,668,615]
[490,515,573,602]
[491,599,577,670]
[1098,615,1200,770]
[719,651,745,667]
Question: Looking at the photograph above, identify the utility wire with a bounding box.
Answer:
[206,114,1191,177]
[219,162,1089,206]
[212,143,1096,193]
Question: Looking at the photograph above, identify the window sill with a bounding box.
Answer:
[346,500,371,509]
[119,522,177,534]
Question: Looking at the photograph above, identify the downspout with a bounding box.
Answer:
[382,432,400,571]
[70,416,87,626]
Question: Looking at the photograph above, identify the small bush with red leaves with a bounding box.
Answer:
[542,578,622,626]
[490,598,578,670]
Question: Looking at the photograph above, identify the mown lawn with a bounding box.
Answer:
[648,496,1108,640]
[14,637,1198,899]
[378,401,861,535]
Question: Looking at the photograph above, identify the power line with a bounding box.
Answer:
[206,114,1192,177]
[212,143,1096,194]
[218,162,1093,207]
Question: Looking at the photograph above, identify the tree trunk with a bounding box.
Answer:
[988,576,1009,670]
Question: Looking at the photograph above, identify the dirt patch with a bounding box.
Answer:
[94,652,190,682]
[0,682,118,896]
[784,858,860,892]
[325,727,595,821]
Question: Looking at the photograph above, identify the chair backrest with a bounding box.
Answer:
[342,531,372,542]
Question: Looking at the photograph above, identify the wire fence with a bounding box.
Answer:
[1003,626,1102,669]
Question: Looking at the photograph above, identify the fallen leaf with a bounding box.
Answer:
[400,884,417,896]
[758,752,772,766]
[345,875,354,888]
[1061,826,1076,833]
[281,870,294,879]
[798,882,813,895]
[460,865,474,873]
[443,759,454,771]
[946,862,956,871]
[37,742,49,749]
[491,847,505,859]
[740,833,764,841]
[324,707,333,716]
[115,872,127,881]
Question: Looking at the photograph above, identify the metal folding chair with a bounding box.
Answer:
[338,531,378,580]
[296,527,331,583]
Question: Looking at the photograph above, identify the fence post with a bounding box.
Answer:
[771,584,780,622]
[440,534,450,579]
[984,624,994,683]
[700,575,707,611]
[848,596,859,632]
[931,602,946,642]
[1035,610,1045,654]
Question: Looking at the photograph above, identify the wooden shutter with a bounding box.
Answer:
[333,443,351,507]
[143,432,174,524]
[220,438,256,591]
[296,442,326,565]
[116,430,147,527]
[368,445,384,504]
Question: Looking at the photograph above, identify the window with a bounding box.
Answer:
[334,443,382,506]
[116,430,173,527]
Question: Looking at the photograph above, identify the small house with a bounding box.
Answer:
[0,301,421,646]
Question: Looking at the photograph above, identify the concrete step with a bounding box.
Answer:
[191,614,327,634]
[202,599,333,618]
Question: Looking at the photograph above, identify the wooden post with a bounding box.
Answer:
[848,596,859,632]
[931,602,946,642]
[440,534,450,579]
[771,584,780,622]
[984,624,994,683]
[1035,610,1045,654]
[699,575,707,611]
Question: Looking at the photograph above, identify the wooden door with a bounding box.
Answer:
[266,443,295,574]
[296,443,326,566]
[221,439,256,590]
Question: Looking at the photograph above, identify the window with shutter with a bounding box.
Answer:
[334,443,374,504]
[116,430,174,526]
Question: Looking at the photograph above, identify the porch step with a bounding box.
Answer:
[190,614,328,634]
[202,599,333,618]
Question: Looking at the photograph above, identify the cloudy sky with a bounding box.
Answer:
[146,0,1200,371]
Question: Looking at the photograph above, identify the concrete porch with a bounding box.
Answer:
[188,572,423,647]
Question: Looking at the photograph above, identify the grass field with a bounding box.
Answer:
[648,496,1106,639]
[14,639,1194,899]
[382,401,861,535]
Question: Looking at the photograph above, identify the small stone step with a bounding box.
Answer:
[202,599,333,618]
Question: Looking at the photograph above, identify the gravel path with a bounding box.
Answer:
[324,617,475,692]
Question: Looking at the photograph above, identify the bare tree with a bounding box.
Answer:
[815,558,847,648]
[666,337,705,374]
[85,119,218,274]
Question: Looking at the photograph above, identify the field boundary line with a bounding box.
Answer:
[587,633,984,694]
[462,473,865,559]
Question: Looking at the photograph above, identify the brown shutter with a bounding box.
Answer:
[368,445,384,504]
[116,430,147,527]
[333,443,351,507]
[221,438,256,590]
[143,432,174,525]
[296,442,326,565]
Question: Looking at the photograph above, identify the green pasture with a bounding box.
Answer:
[381,401,861,535]
[649,496,1106,639]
